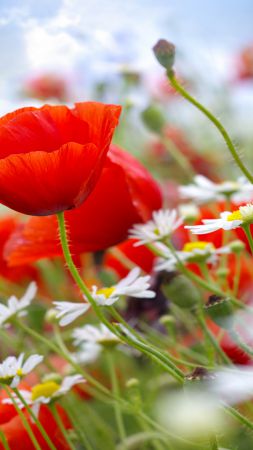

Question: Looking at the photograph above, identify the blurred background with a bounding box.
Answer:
[1,0,253,180]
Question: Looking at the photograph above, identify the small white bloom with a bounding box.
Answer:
[0,353,43,388]
[73,342,102,365]
[0,282,37,326]
[179,175,253,204]
[73,323,120,347]
[129,209,182,246]
[91,267,155,306]
[156,241,231,272]
[3,375,85,410]
[53,301,90,326]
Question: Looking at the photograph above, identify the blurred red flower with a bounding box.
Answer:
[0,385,72,450]
[4,145,162,266]
[0,216,39,284]
[236,43,253,80]
[23,73,70,101]
[0,102,121,216]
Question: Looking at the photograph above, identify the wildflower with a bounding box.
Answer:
[156,241,231,272]
[53,301,90,326]
[30,375,85,404]
[0,102,121,215]
[129,209,182,246]
[4,145,162,266]
[179,175,253,204]
[73,324,120,347]
[0,384,72,449]
[0,354,43,388]
[91,267,155,306]
[185,204,253,235]
[0,282,37,326]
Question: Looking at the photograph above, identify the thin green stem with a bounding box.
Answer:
[13,388,57,450]
[224,403,253,431]
[167,71,253,184]
[3,387,42,450]
[208,434,219,450]
[64,399,94,450]
[50,403,75,450]
[196,310,232,365]
[229,329,253,358]
[106,351,127,445]
[0,429,10,450]
[243,224,253,256]
[57,212,184,384]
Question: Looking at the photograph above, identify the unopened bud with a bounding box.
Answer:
[229,239,246,254]
[153,39,175,71]
[162,273,200,309]
[45,308,58,324]
[142,104,166,133]
[42,373,62,384]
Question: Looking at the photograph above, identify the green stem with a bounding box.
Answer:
[106,351,127,445]
[57,212,184,384]
[224,403,253,431]
[167,71,253,184]
[3,387,42,450]
[208,434,219,450]
[13,388,57,450]
[116,432,168,450]
[229,329,253,358]
[161,135,195,180]
[64,399,94,450]
[0,429,10,450]
[196,310,232,365]
[50,403,75,450]
[242,224,253,256]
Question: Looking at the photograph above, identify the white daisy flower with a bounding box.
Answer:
[3,375,85,413]
[129,209,182,246]
[179,175,253,204]
[156,241,231,272]
[53,301,90,326]
[185,204,253,235]
[73,342,102,365]
[0,282,37,326]
[91,267,155,306]
[0,353,43,388]
[73,324,120,347]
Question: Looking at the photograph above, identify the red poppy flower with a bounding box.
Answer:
[23,73,70,101]
[0,216,39,283]
[0,102,121,216]
[4,145,162,266]
[0,385,72,450]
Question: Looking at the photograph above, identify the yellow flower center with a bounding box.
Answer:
[227,210,243,221]
[31,381,60,401]
[183,241,214,252]
[96,287,116,298]
[16,369,23,376]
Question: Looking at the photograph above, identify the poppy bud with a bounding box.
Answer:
[142,104,166,133]
[161,273,200,309]
[205,295,234,330]
[153,39,175,71]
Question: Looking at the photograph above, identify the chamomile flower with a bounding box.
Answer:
[73,324,121,348]
[0,282,37,327]
[53,301,90,326]
[3,375,84,412]
[0,353,43,388]
[185,204,253,235]
[129,209,182,246]
[156,241,231,272]
[91,267,155,306]
[179,175,253,204]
